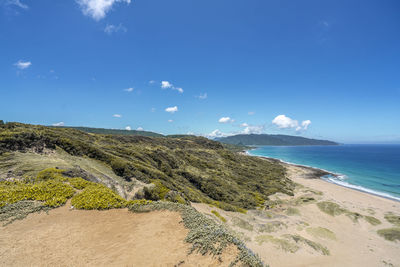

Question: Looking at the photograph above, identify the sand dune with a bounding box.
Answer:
[0,202,237,267]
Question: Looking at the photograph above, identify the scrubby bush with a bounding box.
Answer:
[71,184,126,210]
[377,228,400,242]
[0,180,75,208]
[143,180,170,200]
[68,177,92,189]
[36,168,66,182]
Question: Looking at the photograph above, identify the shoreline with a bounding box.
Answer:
[244,150,400,203]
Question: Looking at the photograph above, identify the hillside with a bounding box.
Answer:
[52,126,163,137]
[216,134,338,146]
[0,122,294,211]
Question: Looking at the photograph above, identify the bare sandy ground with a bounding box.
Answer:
[194,162,400,267]
[0,202,237,267]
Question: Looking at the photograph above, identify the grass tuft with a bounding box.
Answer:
[211,210,227,223]
[377,228,400,242]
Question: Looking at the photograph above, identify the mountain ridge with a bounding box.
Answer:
[216,134,338,146]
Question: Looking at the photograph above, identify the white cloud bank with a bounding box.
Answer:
[272,115,311,131]
[76,0,131,21]
[113,114,122,118]
[52,122,64,127]
[14,60,31,70]
[125,126,131,130]
[218,117,234,124]
[165,106,178,113]
[137,126,144,131]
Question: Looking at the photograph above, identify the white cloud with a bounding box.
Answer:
[76,0,131,21]
[207,129,227,138]
[136,126,144,131]
[113,114,122,118]
[240,123,249,127]
[151,107,156,112]
[161,81,173,89]
[272,115,298,129]
[165,106,178,113]
[242,125,264,134]
[196,93,207,100]
[149,80,156,84]
[174,87,184,93]
[272,115,311,131]
[125,126,131,130]
[14,60,31,70]
[248,111,255,115]
[104,23,127,35]
[218,117,234,124]
[52,122,64,127]
[168,119,173,123]
[5,0,28,9]
[161,80,183,93]
[301,120,311,130]
[124,87,134,92]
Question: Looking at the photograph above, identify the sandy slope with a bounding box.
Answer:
[194,162,400,267]
[0,202,237,267]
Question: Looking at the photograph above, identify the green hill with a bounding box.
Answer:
[216,134,338,146]
[52,126,163,137]
[0,122,294,211]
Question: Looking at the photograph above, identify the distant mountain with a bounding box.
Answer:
[216,134,338,146]
[52,126,163,137]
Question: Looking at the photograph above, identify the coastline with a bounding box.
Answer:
[244,150,400,203]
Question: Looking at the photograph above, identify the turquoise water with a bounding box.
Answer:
[248,145,400,201]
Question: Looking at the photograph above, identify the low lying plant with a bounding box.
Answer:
[128,201,264,267]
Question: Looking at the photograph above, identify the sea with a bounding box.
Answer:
[247,144,400,202]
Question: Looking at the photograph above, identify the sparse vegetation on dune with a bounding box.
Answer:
[128,201,264,266]
[0,122,294,211]
[384,212,400,227]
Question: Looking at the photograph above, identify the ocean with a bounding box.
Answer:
[248,144,400,201]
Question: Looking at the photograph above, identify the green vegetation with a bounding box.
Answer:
[0,200,50,226]
[211,210,227,223]
[384,212,400,227]
[217,134,338,146]
[286,207,301,216]
[377,228,400,242]
[0,179,75,208]
[53,126,163,137]
[128,201,264,267]
[255,235,299,253]
[306,227,336,240]
[285,234,330,255]
[71,184,126,210]
[316,201,346,216]
[0,122,294,211]
[364,215,381,226]
[232,217,254,231]
[258,221,287,233]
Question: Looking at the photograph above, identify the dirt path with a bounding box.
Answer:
[0,203,237,267]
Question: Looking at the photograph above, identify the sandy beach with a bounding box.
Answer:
[194,156,400,267]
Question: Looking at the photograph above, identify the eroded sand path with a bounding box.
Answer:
[0,203,237,267]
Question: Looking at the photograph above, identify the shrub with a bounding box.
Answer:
[143,180,170,200]
[36,168,66,182]
[71,184,126,210]
[68,177,93,189]
[0,180,75,208]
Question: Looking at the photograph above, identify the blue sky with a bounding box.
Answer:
[1,0,399,143]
